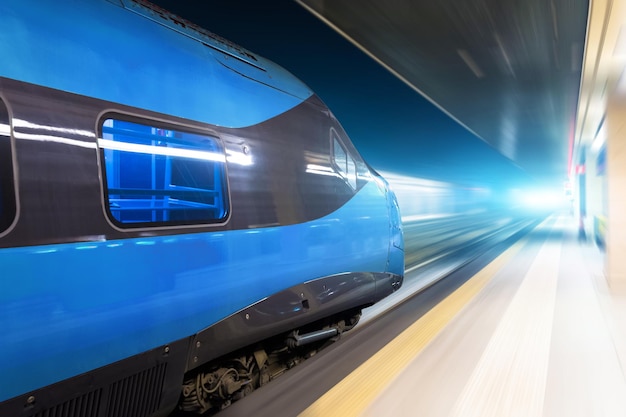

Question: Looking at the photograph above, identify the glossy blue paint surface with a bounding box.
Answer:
[0,0,313,128]
[0,181,396,401]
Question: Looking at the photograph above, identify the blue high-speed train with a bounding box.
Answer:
[0,1,404,415]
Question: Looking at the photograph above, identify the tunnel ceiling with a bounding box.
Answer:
[298,0,589,185]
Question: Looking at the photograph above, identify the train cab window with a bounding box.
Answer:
[0,98,16,234]
[331,131,357,189]
[99,118,229,227]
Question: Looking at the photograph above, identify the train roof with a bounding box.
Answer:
[0,0,314,128]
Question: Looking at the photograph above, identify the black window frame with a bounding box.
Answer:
[0,96,16,235]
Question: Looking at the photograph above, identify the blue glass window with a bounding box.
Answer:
[99,118,228,227]
[0,98,15,233]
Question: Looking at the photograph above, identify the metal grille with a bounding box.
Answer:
[106,363,168,417]
[33,389,102,417]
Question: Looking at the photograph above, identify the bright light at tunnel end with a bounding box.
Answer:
[509,187,569,213]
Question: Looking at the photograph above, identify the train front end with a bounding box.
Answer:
[373,169,405,301]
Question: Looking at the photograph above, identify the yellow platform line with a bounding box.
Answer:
[299,236,527,417]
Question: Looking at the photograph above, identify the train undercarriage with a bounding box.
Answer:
[179,309,362,415]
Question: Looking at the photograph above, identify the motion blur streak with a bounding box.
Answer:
[380,171,552,271]
[379,171,491,220]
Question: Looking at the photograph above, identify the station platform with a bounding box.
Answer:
[299,214,626,416]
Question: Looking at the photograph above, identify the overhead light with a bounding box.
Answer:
[591,117,606,153]
[457,49,485,78]
[494,33,515,77]
[613,25,626,57]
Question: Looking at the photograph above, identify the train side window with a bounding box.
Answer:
[331,132,357,189]
[0,98,16,234]
[99,118,229,227]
